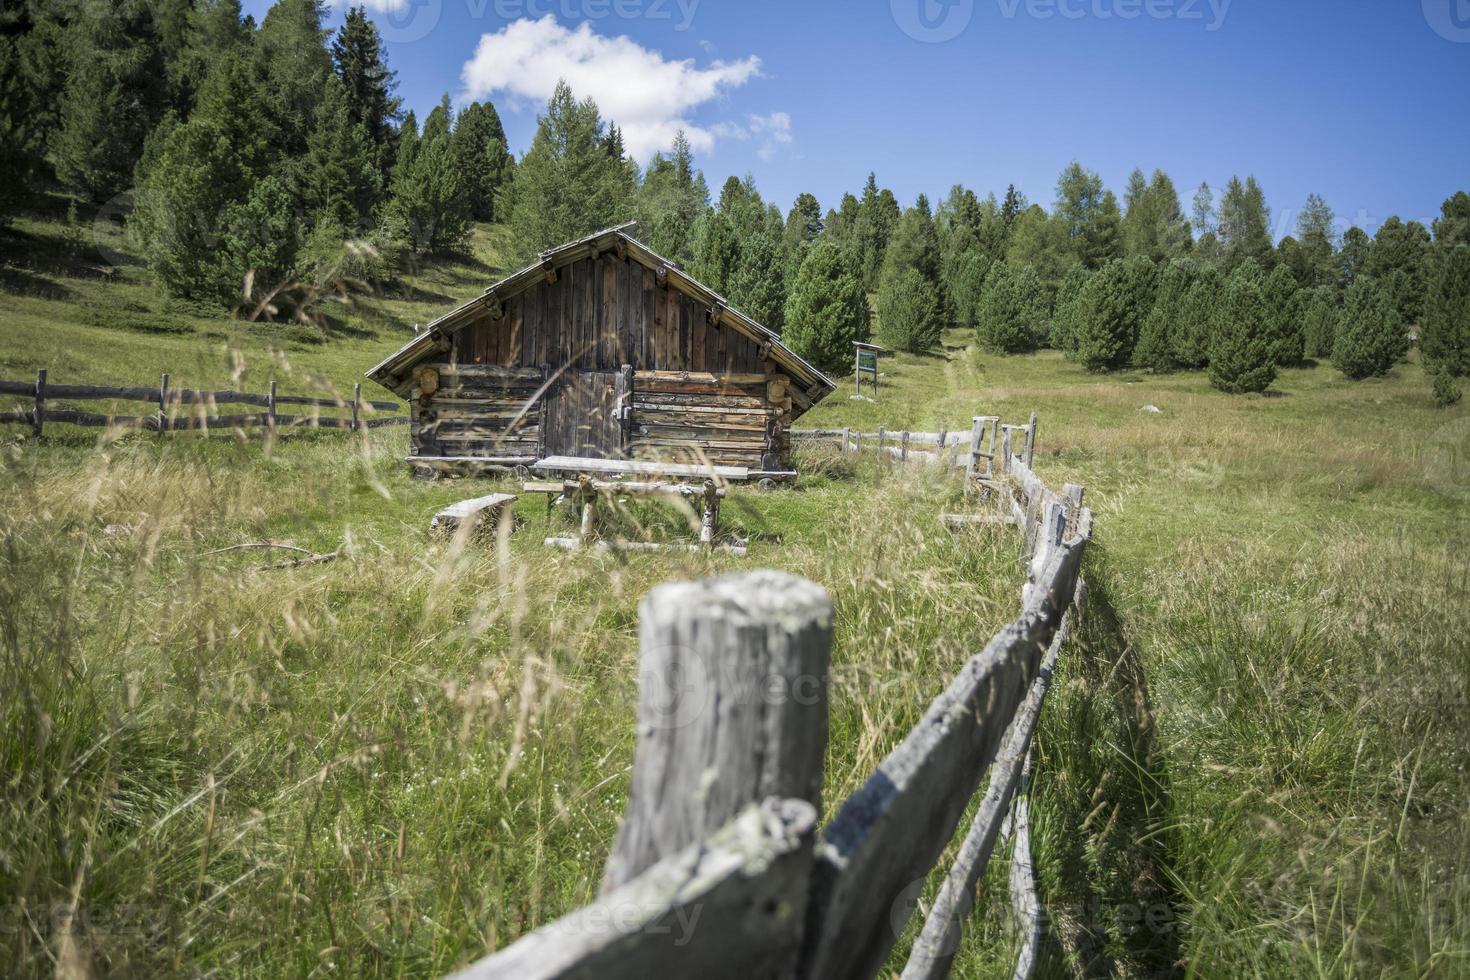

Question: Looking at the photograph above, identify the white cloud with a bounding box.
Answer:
[460,16,773,161]
[326,0,409,13]
[708,112,793,160]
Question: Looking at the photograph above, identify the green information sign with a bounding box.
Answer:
[858,351,878,371]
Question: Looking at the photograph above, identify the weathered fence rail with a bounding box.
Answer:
[793,412,1038,475]
[0,370,408,438]
[452,412,1091,979]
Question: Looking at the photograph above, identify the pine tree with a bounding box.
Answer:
[1263,264,1305,367]
[1,10,67,218]
[1332,278,1407,379]
[781,192,823,282]
[332,6,400,175]
[879,194,943,303]
[975,262,1044,354]
[132,119,249,301]
[1301,287,1339,360]
[1173,264,1221,368]
[1209,264,1276,393]
[1340,226,1371,287]
[172,0,248,116]
[302,75,379,229]
[950,249,995,330]
[727,233,785,330]
[1433,191,1470,246]
[1134,258,1194,372]
[502,82,633,261]
[219,174,300,306]
[1074,257,1155,372]
[876,268,941,353]
[783,240,870,373]
[1421,245,1470,376]
[1365,216,1432,325]
[1050,262,1091,356]
[1001,184,1024,230]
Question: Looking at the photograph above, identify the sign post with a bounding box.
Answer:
[853,342,885,401]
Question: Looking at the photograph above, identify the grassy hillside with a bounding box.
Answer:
[3,205,1468,977]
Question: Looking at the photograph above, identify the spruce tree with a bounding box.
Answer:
[879,194,943,302]
[1421,245,1470,376]
[1365,216,1432,326]
[876,268,941,353]
[382,95,470,254]
[1209,266,1276,393]
[783,240,870,373]
[453,101,513,222]
[255,0,332,158]
[727,233,785,331]
[331,6,400,173]
[302,75,379,229]
[854,175,901,291]
[1340,226,1371,287]
[1218,176,1274,270]
[975,262,1042,354]
[1332,278,1407,379]
[52,0,171,199]
[1,11,67,218]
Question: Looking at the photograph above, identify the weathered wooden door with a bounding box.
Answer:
[545,371,622,459]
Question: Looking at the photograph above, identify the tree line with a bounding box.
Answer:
[2,2,1466,401]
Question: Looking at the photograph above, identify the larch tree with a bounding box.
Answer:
[1218,176,1274,270]
[688,209,739,296]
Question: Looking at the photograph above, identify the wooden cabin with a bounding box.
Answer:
[366,225,835,478]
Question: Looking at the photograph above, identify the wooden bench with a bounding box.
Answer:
[428,493,518,538]
[523,475,733,552]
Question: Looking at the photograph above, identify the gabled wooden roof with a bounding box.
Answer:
[366,224,837,409]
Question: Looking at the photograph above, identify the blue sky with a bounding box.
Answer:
[246,0,1470,239]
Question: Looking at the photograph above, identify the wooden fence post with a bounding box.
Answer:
[602,570,833,892]
[877,426,886,454]
[1000,427,1012,477]
[966,416,985,482]
[1024,412,1037,468]
[351,382,361,433]
[32,368,45,440]
[267,381,277,434]
[901,430,910,462]
[699,479,719,546]
[936,428,947,466]
[157,373,168,435]
[841,427,851,454]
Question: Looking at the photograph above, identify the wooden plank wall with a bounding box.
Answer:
[453,254,769,375]
[444,252,798,466]
[411,365,542,460]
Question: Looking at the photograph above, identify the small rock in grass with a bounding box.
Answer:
[1139,404,1163,414]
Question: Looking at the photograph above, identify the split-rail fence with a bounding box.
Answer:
[0,369,408,438]
[451,413,1092,979]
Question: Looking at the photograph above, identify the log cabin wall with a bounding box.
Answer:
[409,364,543,460]
[420,251,797,469]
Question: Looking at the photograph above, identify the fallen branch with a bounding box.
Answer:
[262,551,339,570]
[199,542,314,559]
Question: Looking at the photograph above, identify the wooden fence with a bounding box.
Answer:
[451,415,1092,980]
[794,412,1039,477]
[0,369,408,437]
